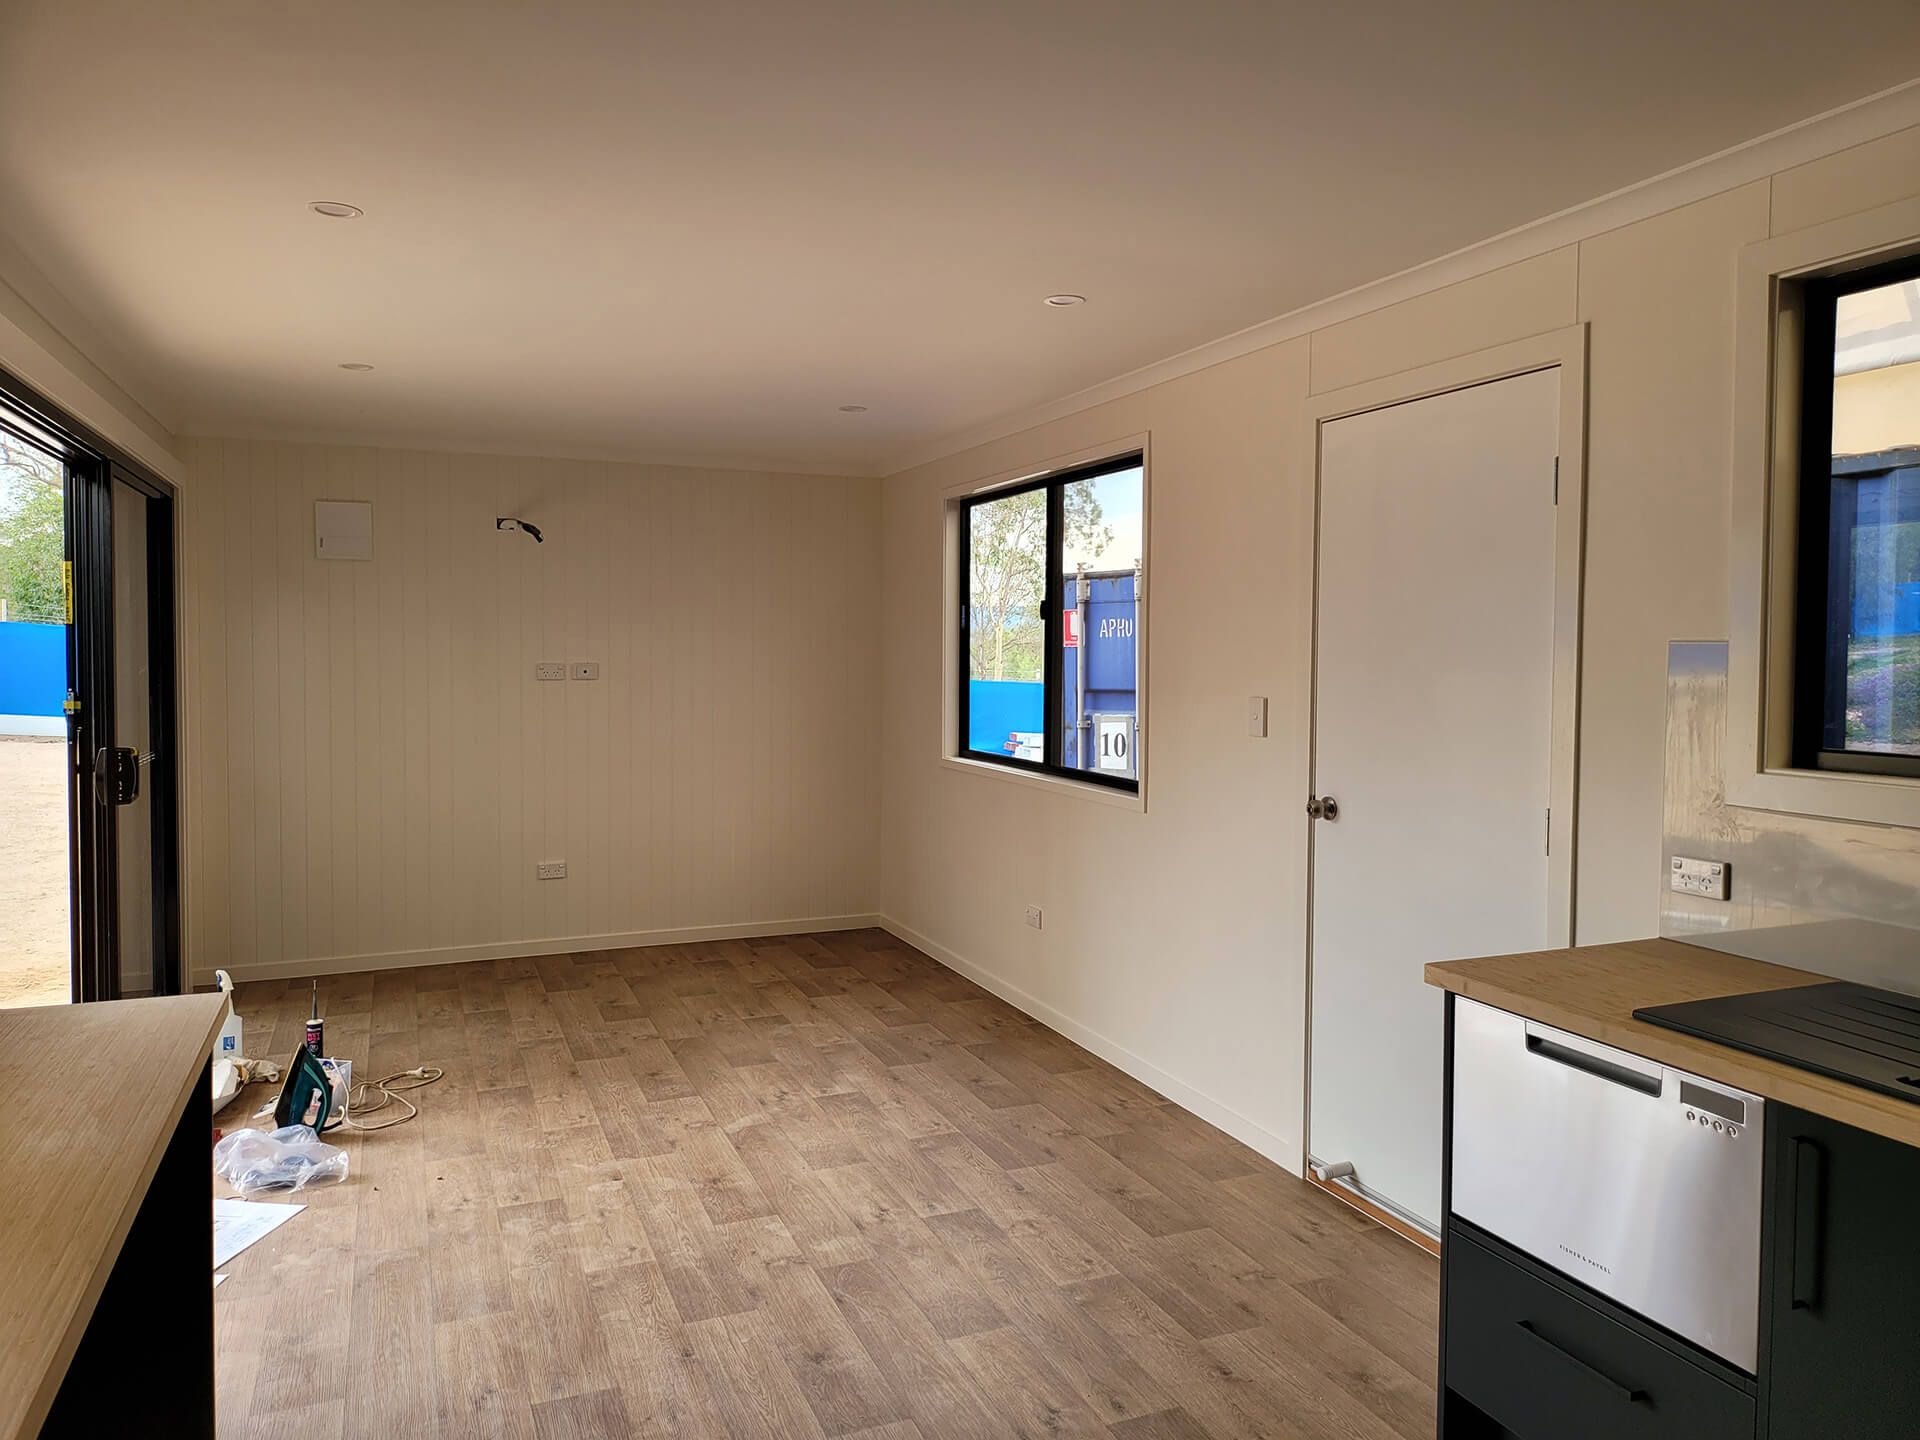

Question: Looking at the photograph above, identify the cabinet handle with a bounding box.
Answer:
[1514,1320,1644,1405]
[1791,1136,1825,1311]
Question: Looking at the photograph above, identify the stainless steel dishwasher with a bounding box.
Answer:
[1451,997,1765,1371]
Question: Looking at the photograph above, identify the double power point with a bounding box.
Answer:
[535,661,602,682]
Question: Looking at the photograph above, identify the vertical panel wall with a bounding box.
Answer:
[879,124,1920,1173]
[181,437,880,982]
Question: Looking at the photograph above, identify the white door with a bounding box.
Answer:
[1308,367,1562,1234]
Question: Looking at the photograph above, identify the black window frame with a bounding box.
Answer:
[1791,251,1920,778]
[957,452,1143,794]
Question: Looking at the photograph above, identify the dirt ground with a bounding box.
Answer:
[0,736,71,1006]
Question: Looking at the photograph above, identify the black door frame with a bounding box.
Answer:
[0,364,182,1001]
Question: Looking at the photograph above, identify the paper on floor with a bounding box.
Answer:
[213,1196,303,1269]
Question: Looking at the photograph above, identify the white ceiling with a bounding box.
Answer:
[2,1,1918,475]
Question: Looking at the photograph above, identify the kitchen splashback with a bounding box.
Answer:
[1660,641,1920,992]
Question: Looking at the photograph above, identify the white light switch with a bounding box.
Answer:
[1247,696,1268,738]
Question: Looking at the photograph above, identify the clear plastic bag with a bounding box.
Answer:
[212,1124,350,1196]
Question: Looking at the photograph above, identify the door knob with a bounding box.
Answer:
[1307,795,1339,821]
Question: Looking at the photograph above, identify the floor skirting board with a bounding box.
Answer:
[196,913,885,987]
[877,914,1301,1177]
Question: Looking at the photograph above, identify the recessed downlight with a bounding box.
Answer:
[309,200,363,219]
[838,404,868,413]
[1044,294,1086,307]
[338,362,375,372]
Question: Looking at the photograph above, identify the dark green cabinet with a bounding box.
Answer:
[1761,1105,1920,1438]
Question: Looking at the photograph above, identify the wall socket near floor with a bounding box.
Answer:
[570,661,600,680]
[1024,905,1043,930]
[535,661,567,682]
[537,860,568,880]
[1669,855,1730,900]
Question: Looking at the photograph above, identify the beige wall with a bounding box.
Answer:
[877,125,1920,1174]
[181,437,881,983]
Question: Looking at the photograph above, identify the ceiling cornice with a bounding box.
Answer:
[0,290,183,482]
[881,75,1920,480]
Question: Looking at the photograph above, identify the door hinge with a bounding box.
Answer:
[1546,807,1552,855]
[1553,456,1560,506]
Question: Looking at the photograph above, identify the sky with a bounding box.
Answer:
[1062,466,1144,574]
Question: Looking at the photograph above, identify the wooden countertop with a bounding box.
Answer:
[1427,937,1920,1151]
[0,993,227,1440]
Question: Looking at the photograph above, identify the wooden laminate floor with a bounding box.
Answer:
[214,928,1438,1439]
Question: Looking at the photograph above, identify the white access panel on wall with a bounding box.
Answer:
[314,500,373,560]
[1308,366,1561,1235]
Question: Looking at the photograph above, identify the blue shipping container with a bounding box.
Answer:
[1061,572,1138,774]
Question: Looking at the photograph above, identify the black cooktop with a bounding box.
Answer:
[1635,982,1920,1106]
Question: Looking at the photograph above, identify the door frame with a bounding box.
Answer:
[0,363,183,1001]
[1295,323,1590,1188]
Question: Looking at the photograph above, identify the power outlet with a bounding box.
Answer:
[1024,905,1043,930]
[570,661,600,680]
[537,860,567,881]
[534,661,567,682]
[1669,855,1729,900]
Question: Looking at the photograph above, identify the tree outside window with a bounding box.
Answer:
[0,435,65,625]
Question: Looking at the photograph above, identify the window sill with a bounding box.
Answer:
[1729,762,1920,831]
[938,754,1146,812]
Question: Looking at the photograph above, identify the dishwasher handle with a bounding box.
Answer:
[1523,1030,1663,1096]
[1515,1320,1646,1406]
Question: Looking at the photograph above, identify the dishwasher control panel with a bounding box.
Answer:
[1680,1079,1748,1139]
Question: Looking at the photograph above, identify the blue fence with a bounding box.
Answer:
[1854,581,1920,639]
[967,679,1044,755]
[0,621,66,716]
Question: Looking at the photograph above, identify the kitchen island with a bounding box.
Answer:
[1427,937,1920,1439]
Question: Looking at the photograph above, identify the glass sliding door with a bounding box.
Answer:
[71,462,180,1001]
[0,375,180,1005]
[0,423,74,1005]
